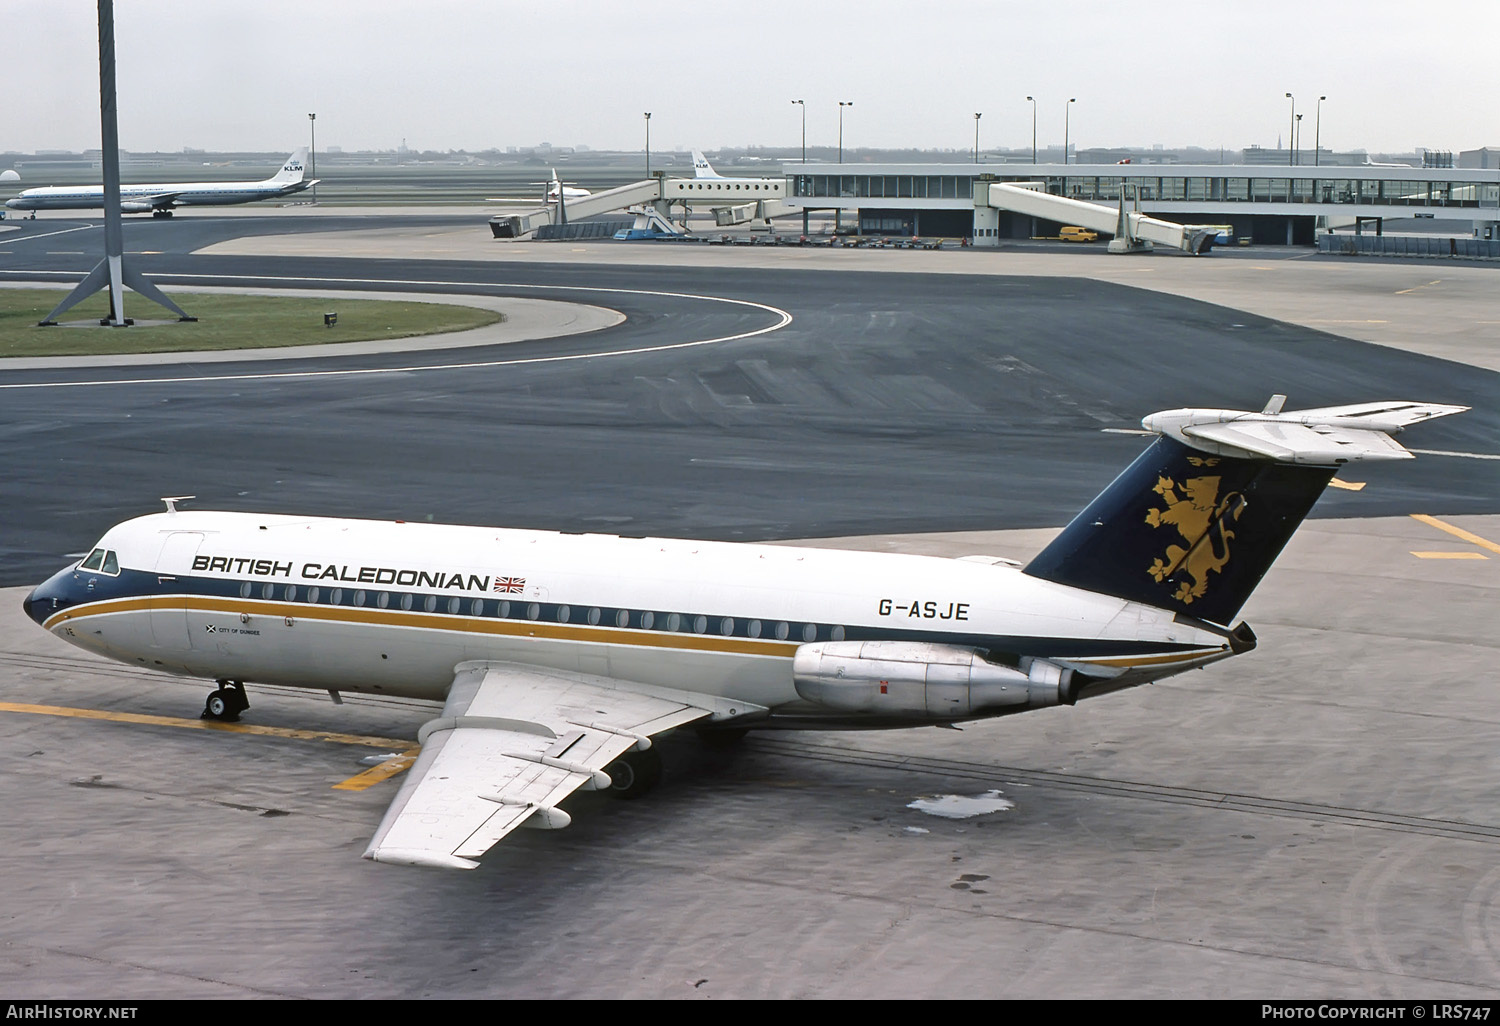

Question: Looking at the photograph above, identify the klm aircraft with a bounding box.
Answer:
[5,149,316,218]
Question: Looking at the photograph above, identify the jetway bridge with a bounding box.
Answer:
[984,182,1217,255]
[489,175,791,239]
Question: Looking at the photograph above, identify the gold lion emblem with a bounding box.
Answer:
[1145,474,1246,604]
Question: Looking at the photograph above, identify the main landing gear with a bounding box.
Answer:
[151,209,174,219]
[201,680,250,722]
[603,746,662,799]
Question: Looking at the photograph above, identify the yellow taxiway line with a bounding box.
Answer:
[1411,514,1500,557]
[0,701,418,790]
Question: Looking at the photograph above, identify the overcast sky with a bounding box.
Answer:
[8,1,1498,156]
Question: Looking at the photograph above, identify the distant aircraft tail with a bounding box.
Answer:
[270,149,309,184]
[1023,397,1466,626]
[692,150,718,178]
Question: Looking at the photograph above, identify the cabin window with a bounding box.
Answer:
[693,615,708,634]
[448,597,461,615]
[308,587,320,604]
[747,619,762,638]
[354,590,366,606]
[284,585,297,602]
[262,583,275,600]
[423,595,437,613]
[775,622,790,640]
[588,607,601,625]
[616,609,629,628]
[497,600,511,617]
[802,624,817,642]
[527,603,540,620]
[666,613,681,632]
[376,592,390,609]
[400,594,413,611]
[557,605,571,623]
[331,588,343,605]
[239,582,253,599]
[720,617,734,636]
[470,598,483,616]
[640,611,655,630]
[831,625,846,641]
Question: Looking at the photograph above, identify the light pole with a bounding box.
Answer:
[792,99,805,163]
[838,101,853,163]
[643,112,651,176]
[1314,95,1326,166]
[973,112,982,163]
[1285,92,1296,165]
[1295,113,1303,167]
[1026,95,1037,163]
[1064,97,1075,164]
[307,112,317,203]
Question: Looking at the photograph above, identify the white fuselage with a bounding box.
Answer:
[28,511,1234,725]
[6,178,308,211]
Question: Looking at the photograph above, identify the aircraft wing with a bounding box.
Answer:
[363,660,733,870]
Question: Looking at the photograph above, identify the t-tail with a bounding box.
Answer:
[1024,396,1468,626]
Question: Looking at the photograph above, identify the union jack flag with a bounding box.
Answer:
[494,576,525,594]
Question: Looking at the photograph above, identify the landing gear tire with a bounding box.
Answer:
[201,680,249,722]
[604,746,662,800]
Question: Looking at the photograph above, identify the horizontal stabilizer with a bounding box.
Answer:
[1144,398,1468,465]
[1181,420,1413,464]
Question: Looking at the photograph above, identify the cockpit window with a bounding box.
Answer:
[100,550,119,575]
[80,549,105,571]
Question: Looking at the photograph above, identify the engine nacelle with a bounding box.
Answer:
[792,641,1072,720]
[119,201,157,213]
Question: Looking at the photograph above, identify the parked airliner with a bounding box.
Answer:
[23,397,1464,870]
[488,168,590,205]
[4,150,316,218]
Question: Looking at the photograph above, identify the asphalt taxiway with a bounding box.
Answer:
[0,212,1496,998]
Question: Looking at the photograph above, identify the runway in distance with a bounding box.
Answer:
[23,397,1465,871]
[4,149,316,218]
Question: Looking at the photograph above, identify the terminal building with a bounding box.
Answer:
[782,161,1500,246]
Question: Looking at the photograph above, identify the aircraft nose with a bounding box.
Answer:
[24,566,75,628]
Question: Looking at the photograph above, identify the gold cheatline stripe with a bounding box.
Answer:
[1066,648,1222,669]
[45,594,801,657]
[0,700,416,749]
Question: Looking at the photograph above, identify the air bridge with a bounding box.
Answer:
[490,175,788,239]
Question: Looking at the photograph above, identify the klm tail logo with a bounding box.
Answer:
[1145,471,1246,605]
[284,162,303,173]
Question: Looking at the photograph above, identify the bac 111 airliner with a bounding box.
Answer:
[23,396,1465,870]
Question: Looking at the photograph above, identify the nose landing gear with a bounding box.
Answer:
[202,680,250,722]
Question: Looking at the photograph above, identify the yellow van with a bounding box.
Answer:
[1059,226,1099,243]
